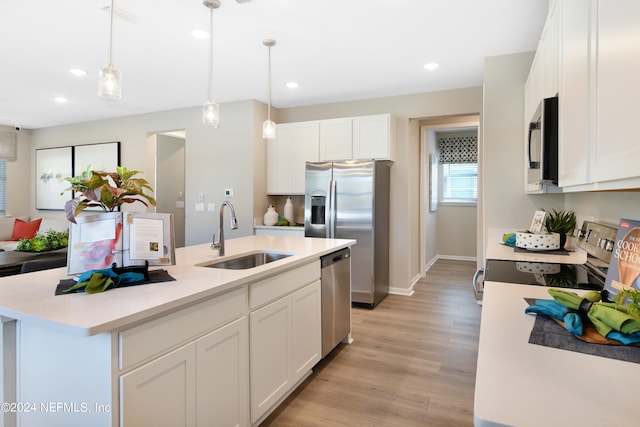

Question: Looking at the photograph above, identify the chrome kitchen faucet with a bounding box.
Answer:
[212,201,238,256]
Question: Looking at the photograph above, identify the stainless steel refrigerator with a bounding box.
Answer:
[304,160,390,307]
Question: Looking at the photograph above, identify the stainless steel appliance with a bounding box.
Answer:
[527,96,559,187]
[474,221,617,302]
[305,160,390,307]
[320,247,351,357]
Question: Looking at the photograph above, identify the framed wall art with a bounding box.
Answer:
[36,146,73,210]
[73,141,121,176]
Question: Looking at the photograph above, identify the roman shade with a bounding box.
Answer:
[0,132,17,161]
[438,135,477,164]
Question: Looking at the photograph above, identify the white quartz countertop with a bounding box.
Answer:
[486,229,587,264]
[474,282,638,427]
[0,236,354,337]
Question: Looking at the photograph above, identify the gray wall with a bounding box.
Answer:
[25,101,269,247]
[156,134,185,248]
[481,52,564,265]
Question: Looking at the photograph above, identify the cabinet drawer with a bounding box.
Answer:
[119,286,247,370]
[249,261,320,310]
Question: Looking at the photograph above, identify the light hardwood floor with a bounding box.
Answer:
[261,259,481,426]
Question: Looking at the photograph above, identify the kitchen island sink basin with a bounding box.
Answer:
[197,251,293,270]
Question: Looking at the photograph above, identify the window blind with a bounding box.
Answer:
[438,135,477,164]
[0,160,6,215]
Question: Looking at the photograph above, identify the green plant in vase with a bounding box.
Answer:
[544,209,577,249]
[62,166,156,223]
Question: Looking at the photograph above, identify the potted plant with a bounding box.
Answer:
[544,209,577,249]
[62,166,156,223]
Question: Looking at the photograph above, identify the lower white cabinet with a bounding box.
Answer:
[121,316,249,427]
[120,342,197,427]
[249,280,321,424]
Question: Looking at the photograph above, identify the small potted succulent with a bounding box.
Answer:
[544,209,577,249]
[62,166,156,223]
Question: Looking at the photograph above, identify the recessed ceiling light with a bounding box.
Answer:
[54,97,68,103]
[424,62,439,71]
[70,69,87,76]
[191,29,209,39]
[286,82,299,89]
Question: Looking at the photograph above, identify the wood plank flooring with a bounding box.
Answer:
[261,259,481,426]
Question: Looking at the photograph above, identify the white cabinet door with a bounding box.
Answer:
[266,126,294,195]
[267,121,319,195]
[352,114,395,161]
[542,0,560,98]
[249,296,291,423]
[121,344,197,427]
[292,122,320,194]
[291,280,322,382]
[591,0,640,183]
[558,0,591,187]
[196,317,249,427]
[320,118,353,161]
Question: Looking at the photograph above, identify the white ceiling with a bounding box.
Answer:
[0,0,548,130]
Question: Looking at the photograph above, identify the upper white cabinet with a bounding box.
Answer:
[320,114,396,162]
[541,0,560,99]
[319,118,353,161]
[524,0,560,121]
[267,114,395,195]
[558,0,590,187]
[529,0,640,191]
[267,121,319,195]
[590,0,640,185]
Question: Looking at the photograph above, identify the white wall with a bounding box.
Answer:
[27,101,269,246]
[564,192,640,227]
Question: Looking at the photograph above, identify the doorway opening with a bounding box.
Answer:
[147,130,186,248]
[419,115,480,275]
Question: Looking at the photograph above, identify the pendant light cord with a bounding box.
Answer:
[208,7,214,100]
[108,0,115,66]
[267,43,272,121]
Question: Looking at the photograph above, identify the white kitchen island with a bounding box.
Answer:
[0,235,354,427]
[474,281,639,427]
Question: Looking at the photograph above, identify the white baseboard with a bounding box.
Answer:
[433,254,477,262]
[392,256,478,298]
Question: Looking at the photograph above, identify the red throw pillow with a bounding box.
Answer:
[10,218,42,241]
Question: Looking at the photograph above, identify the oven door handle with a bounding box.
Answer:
[473,268,484,295]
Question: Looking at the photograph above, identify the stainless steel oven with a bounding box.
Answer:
[474,221,618,302]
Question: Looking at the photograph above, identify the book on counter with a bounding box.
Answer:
[67,212,175,276]
[604,218,640,299]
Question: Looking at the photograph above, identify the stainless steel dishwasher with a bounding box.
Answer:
[320,247,351,358]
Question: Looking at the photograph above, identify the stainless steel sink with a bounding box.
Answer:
[197,251,293,270]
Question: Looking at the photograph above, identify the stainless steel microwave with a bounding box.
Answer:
[527,96,558,186]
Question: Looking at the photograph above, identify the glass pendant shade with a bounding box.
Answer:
[262,119,276,139]
[98,64,122,99]
[203,100,220,128]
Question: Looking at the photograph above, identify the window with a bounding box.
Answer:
[441,163,477,203]
[0,160,5,215]
[438,134,478,205]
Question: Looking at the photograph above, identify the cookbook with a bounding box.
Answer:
[604,218,640,299]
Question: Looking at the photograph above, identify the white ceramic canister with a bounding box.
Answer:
[284,197,294,223]
[264,205,279,226]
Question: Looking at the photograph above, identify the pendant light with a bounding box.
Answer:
[262,39,276,139]
[98,0,122,99]
[203,0,221,127]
